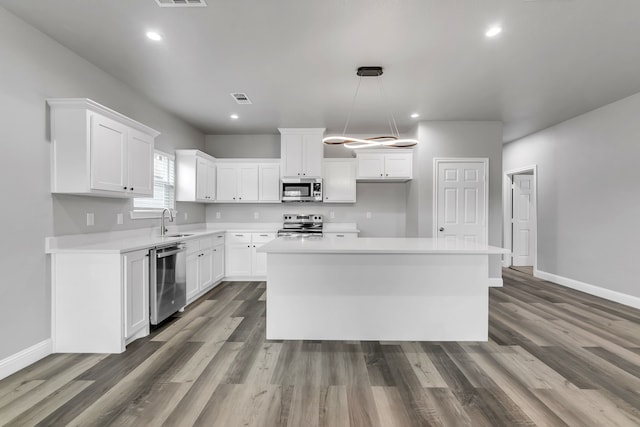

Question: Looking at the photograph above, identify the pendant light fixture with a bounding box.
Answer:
[323,66,418,149]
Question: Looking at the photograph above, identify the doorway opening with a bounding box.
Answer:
[503,165,538,275]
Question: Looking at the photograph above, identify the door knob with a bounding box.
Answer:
[439,227,445,232]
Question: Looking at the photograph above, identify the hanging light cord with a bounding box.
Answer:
[378,75,401,138]
[341,76,362,136]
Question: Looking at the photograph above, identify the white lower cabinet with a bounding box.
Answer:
[124,249,150,341]
[186,233,225,304]
[225,232,275,279]
[51,249,152,354]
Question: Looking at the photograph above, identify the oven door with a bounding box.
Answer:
[281,181,313,201]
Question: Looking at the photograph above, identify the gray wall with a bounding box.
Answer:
[206,134,280,158]
[406,121,504,247]
[0,8,205,360]
[503,92,640,298]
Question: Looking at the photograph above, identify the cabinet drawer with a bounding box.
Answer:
[252,232,276,243]
[199,235,216,250]
[185,240,200,255]
[226,232,252,244]
[324,232,358,239]
[212,233,225,245]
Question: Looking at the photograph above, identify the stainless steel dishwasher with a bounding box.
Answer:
[150,243,187,325]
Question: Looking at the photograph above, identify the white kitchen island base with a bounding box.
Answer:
[263,238,507,341]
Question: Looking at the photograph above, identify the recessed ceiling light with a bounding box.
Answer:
[146,31,163,41]
[410,113,420,119]
[230,114,239,120]
[485,26,502,38]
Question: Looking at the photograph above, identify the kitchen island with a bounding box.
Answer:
[258,237,509,342]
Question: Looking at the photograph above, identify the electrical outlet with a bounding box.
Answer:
[86,213,94,226]
[116,213,123,225]
[184,212,188,221]
[330,211,335,219]
[215,212,221,219]
[366,212,372,219]
[254,212,259,220]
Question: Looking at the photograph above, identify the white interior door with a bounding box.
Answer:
[436,160,487,246]
[512,174,534,266]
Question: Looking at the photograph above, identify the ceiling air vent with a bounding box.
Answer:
[231,93,252,105]
[155,0,207,7]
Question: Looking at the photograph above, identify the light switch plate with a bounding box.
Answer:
[330,211,335,219]
[254,212,259,219]
[184,212,188,220]
[116,213,123,225]
[216,212,221,219]
[86,213,94,226]
[366,212,372,219]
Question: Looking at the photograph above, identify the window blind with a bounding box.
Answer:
[134,151,175,210]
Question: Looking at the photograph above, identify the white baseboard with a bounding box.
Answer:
[0,339,52,381]
[488,278,503,288]
[535,269,640,310]
[224,275,266,282]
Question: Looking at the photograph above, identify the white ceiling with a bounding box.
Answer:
[2,0,640,142]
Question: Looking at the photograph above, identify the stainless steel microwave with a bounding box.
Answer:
[281,178,322,202]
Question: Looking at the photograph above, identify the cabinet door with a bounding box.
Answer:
[90,114,128,193]
[259,164,280,201]
[384,153,413,179]
[323,160,356,203]
[186,252,200,302]
[302,134,323,178]
[196,158,209,201]
[281,134,303,177]
[206,162,216,200]
[216,164,238,202]
[212,245,224,282]
[225,244,253,276]
[251,244,268,276]
[123,250,149,339]
[127,129,154,196]
[356,153,385,179]
[237,164,258,201]
[199,249,215,290]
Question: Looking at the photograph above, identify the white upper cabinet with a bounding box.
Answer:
[258,164,281,201]
[355,149,413,182]
[279,128,325,178]
[323,159,356,203]
[216,160,279,203]
[216,163,259,202]
[176,150,216,202]
[48,98,159,197]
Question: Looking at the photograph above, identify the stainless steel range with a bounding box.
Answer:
[277,214,323,238]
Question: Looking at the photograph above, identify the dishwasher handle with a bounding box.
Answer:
[156,247,186,259]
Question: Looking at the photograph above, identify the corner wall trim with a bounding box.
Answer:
[535,269,640,310]
[0,339,52,381]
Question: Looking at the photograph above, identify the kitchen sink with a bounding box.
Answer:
[166,233,194,238]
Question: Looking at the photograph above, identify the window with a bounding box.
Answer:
[133,150,175,211]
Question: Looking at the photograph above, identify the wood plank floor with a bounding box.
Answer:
[1,268,640,426]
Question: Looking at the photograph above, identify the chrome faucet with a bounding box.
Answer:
[160,208,174,237]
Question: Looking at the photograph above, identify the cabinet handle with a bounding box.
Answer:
[247,245,250,248]
[386,174,388,177]
[337,234,345,237]
[259,234,268,237]
[217,235,223,238]
[239,197,242,200]
[123,186,128,190]
[380,174,383,177]
[235,234,244,237]
[233,197,236,200]
[130,187,134,191]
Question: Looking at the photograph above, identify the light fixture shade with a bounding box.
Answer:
[322,135,417,148]
[324,67,418,149]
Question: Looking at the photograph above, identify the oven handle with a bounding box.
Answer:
[157,247,186,259]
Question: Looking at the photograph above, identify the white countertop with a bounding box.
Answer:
[44,222,358,254]
[258,237,509,255]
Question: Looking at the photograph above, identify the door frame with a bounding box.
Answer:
[433,158,489,244]
[503,165,538,269]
